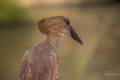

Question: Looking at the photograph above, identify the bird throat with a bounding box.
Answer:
[41,34,62,53]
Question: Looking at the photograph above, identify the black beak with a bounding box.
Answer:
[69,25,83,45]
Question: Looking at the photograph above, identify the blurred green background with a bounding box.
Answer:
[0,0,120,80]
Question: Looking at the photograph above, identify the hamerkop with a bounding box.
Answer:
[20,16,83,80]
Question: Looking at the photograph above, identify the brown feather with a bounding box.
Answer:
[20,16,82,80]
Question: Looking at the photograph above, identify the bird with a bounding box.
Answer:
[20,16,83,80]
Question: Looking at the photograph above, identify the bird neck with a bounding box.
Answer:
[42,34,62,53]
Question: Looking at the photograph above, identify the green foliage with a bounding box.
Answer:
[0,0,32,28]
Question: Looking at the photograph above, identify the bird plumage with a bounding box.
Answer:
[20,16,82,80]
[20,35,60,80]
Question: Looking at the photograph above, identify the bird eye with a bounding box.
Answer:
[66,20,70,25]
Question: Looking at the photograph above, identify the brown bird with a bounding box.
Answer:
[20,16,83,80]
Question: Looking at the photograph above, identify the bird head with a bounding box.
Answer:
[38,16,83,45]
